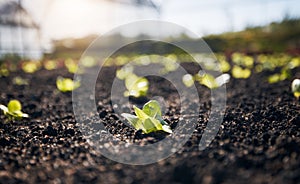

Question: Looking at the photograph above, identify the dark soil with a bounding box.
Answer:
[0,62,299,184]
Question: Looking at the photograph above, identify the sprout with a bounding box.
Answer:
[292,79,300,99]
[56,77,80,92]
[194,72,219,89]
[0,100,29,120]
[124,73,149,97]
[13,76,29,85]
[0,63,9,77]
[116,66,149,98]
[22,61,40,73]
[231,65,251,79]
[43,60,57,70]
[268,68,291,84]
[121,100,172,134]
[65,58,80,73]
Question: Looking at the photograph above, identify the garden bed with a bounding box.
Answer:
[0,62,299,183]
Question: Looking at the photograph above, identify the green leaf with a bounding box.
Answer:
[116,66,134,80]
[142,100,161,118]
[56,77,81,92]
[143,118,159,133]
[122,100,172,134]
[124,74,149,97]
[8,100,22,112]
[0,100,29,119]
[195,73,219,89]
[142,100,167,125]
[133,105,148,121]
[121,113,142,130]
[232,65,251,79]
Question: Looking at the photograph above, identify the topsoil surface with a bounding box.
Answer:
[0,62,299,184]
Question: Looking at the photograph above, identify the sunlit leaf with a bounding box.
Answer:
[56,77,81,92]
[0,100,29,119]
[116,66,134,80]
[124,73,149,97]
[8,100,22,112]
[44,60,57,70]
[219,59,231,72]
[268,74,281,84]
[194,73,219,89]
[65,58,79,73]
[22,61,40,73]
[13,76,29,85]
[232,65,251,79]
[121,100,172,134]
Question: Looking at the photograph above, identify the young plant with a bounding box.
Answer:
[22,61,41,73]
[116,66,149,98]
[292,79,300,99]
[124,73,149,97]
[56,77,80,92]
[231,65,251,79]
[0,100,29,120]
[121,100,172,134]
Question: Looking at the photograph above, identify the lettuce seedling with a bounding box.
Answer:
[121,100,172,134]
[56,77,80,92]
[124,73,149,97]
[0,100,29,120]
[232,65,251,79]
[292,79,300,99]
[22,61,41,73]
[116,66,149,97]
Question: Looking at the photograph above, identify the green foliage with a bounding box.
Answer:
[65,58,78,73]
[0,63,9,77]
[56,77,81,92]
[43,60,58,70]
[194,72,219,89]
[292,79,300,99]
[116,66,149,98]
[124,74,149,97]
[231,65,251,79]
[121,100,172,134]
[0,100,29,120]
[12,76,29,85]
[22,61,41,73]
[268,68,291,84]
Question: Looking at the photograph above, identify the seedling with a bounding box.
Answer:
[56,77,80,92]
[43,60,57,70]
[0,100,29,120]
[13,76,29,85]
[65,58,81,73]
[116,66,149,97]
[124,73,149,97]
[0,63,9,77]
[194,72,219,89]
[231,65,251,79]
[22,61,40,73]
[268,68,291,84]
[121,100,172,134]
[292,79,300,99]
